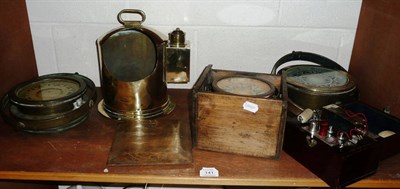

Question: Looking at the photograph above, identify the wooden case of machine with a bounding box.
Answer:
[190,65,287,159]
[283,105,382,189]
[343,102,400,160]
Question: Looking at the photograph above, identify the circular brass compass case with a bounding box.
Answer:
[1,73,97,133]
[271,51,358,111]
[96,9,175,120]
[284,65,358,110]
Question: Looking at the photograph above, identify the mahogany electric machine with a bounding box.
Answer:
[272,51,389,189]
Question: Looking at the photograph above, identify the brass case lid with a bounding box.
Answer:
[285,65,357,94]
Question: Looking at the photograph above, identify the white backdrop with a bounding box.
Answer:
[26,0,362,88]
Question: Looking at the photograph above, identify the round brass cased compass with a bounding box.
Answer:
[1,73,96,133]
[284,65,358,109]
[271,51,359,112]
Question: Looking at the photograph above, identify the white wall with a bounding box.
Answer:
[26,0,362,88]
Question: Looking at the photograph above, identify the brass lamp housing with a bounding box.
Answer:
[96,9,175,120]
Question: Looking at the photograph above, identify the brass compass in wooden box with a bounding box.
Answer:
[1,73,97,133]
[191,65,287,159]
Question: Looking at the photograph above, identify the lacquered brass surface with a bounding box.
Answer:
[287,85,359,110]
[96,9,175,120]
[169,28,185,48]
[166,28,190,83]
[284,65,358,110]
[1,73,97,133]
[286,65,357,93]
[166,47,190,83]
[8,74,87,115]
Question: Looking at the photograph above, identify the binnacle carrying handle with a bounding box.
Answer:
[117,9,146,26]
[271,51,347,74]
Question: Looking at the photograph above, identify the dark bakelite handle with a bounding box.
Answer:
[271,51,347,74]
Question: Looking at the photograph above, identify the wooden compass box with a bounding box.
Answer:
[190,65,287,159]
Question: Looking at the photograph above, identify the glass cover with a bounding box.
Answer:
[287,66,348,88]
[17,79,80,101]
[216,77,272,96]
[102,30,156,82]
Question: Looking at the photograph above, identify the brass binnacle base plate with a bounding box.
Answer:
[107,119,192,166]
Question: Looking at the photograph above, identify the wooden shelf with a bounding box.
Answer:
[0,89,399,188]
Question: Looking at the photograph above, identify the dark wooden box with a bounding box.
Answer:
[283,107,381,189]
[190,65,287,159]
[343,102,400,160]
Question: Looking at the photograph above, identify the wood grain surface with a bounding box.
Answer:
[349,0,400,118]
[196,92,283,158]
[0,0,38,98]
